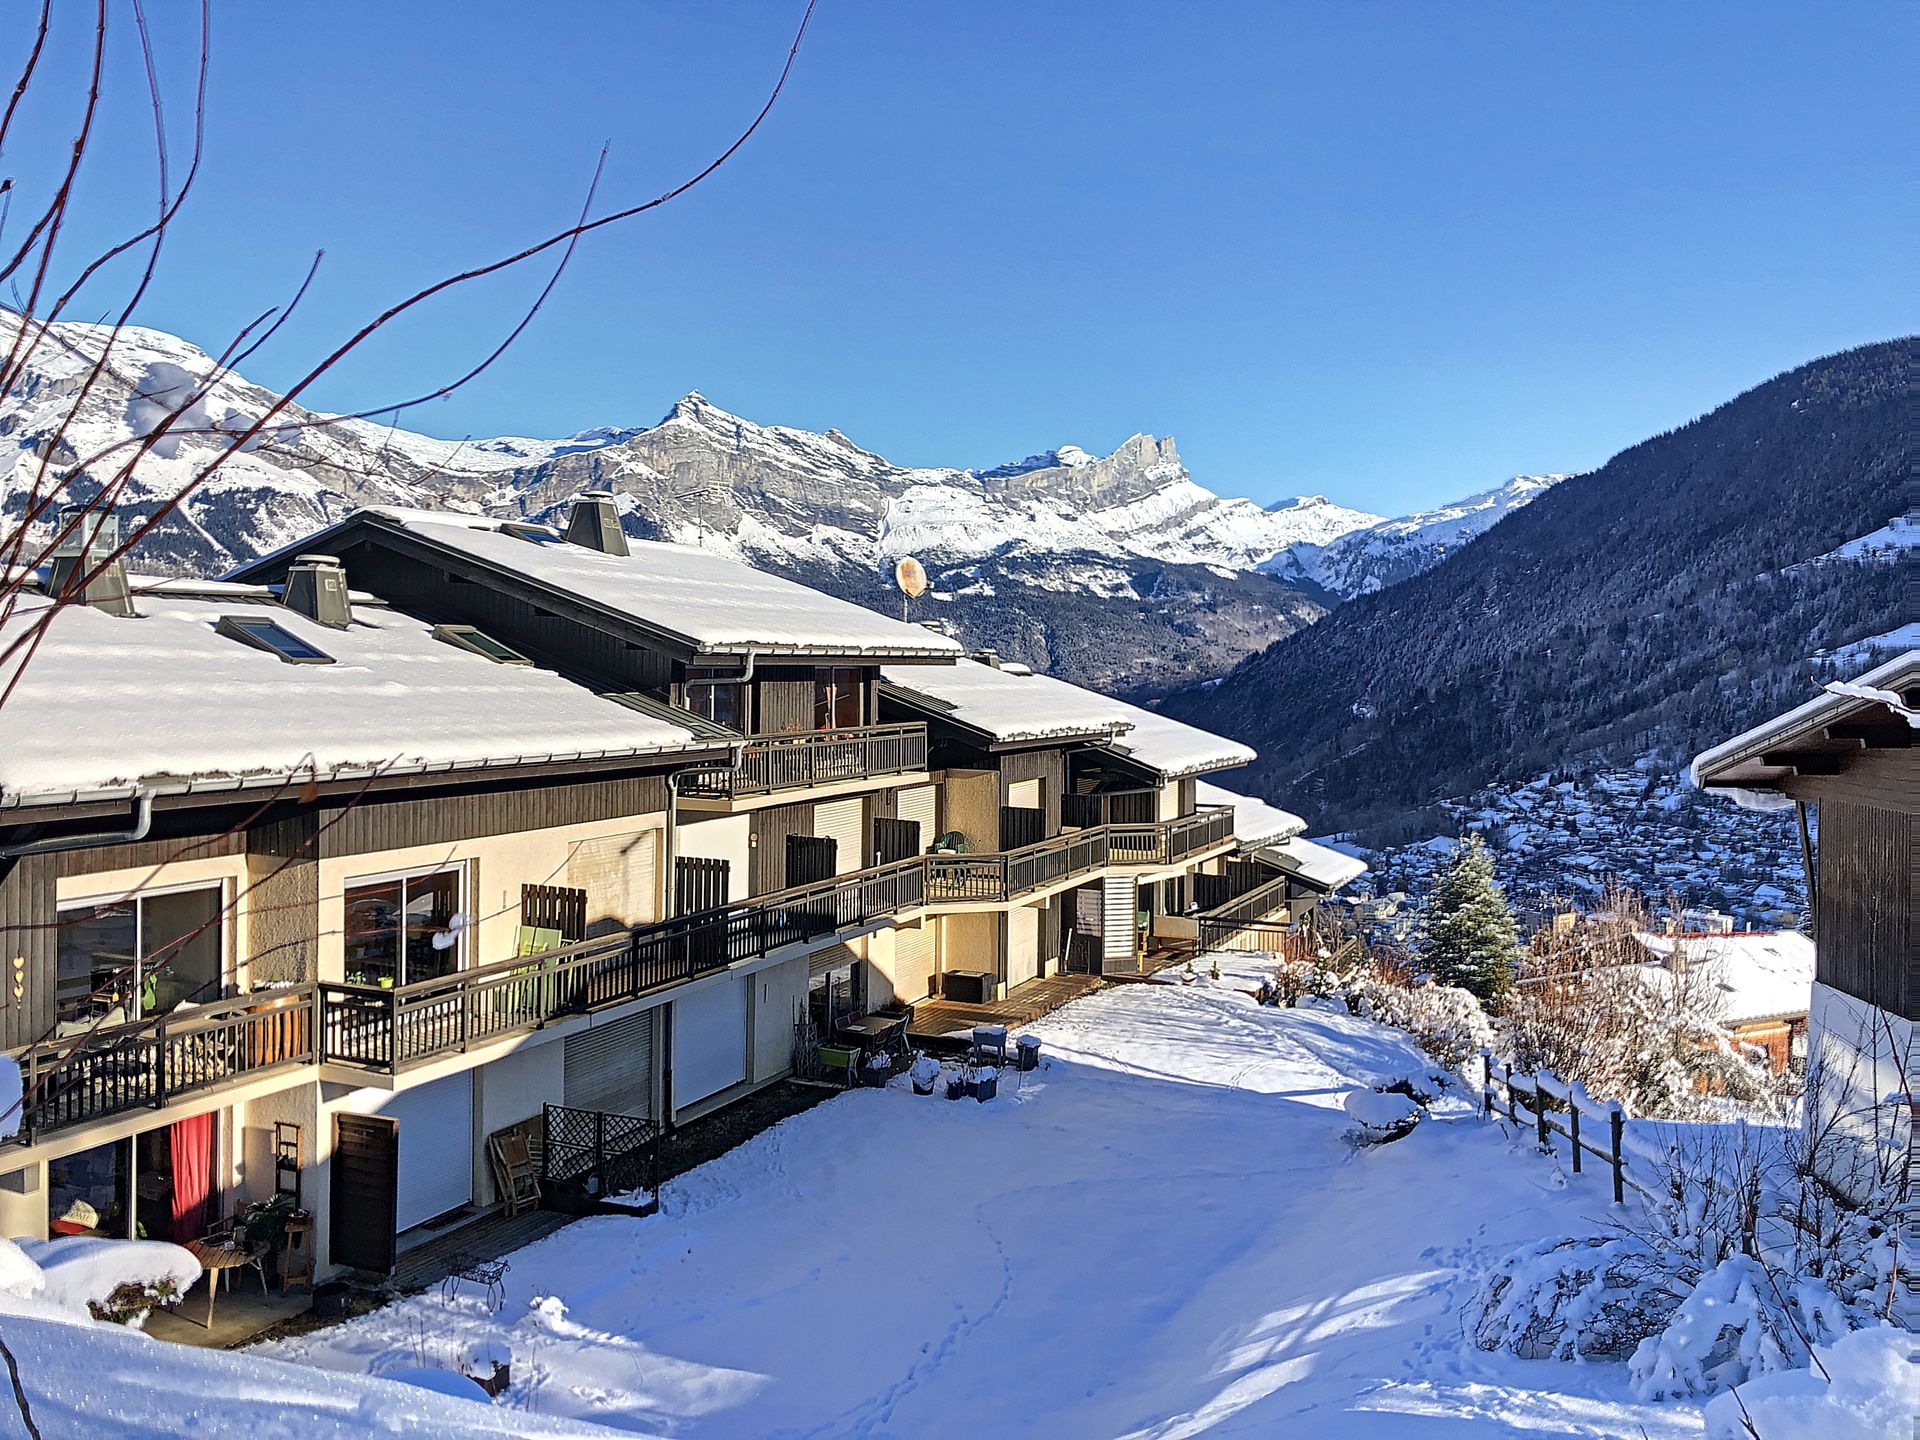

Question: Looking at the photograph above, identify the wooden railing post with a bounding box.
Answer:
[1610,1108,1625,1205]
[388,986,402,1074]
[152,1017,168,1109]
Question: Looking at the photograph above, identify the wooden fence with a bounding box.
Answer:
[1481,1054,1631,1204]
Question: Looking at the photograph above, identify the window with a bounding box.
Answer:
[814,667,863,731]
[214,615,333,664]
[685,668,745,731]
[430,624,531,665]
[808,961,865,1035]
[343,866,464,988]
[55,883,225,1028]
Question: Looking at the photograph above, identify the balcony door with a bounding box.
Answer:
[55,882,225,1029]
[813,667,863,731]
[342,865,465,989]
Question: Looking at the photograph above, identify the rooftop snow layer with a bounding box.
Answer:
[313,509,964,659]
[0,588,712,805]
[1690,648,1919,795]
[881,657,1255,777]
[1633,930,1815,1025]
[1196,780,1305,847]
[1258,835,1369,892]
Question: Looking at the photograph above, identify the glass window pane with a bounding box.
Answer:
[344,878,403,988]
[55,902,137,1028]
[402,870,461,984]
[48,1138,130,1238]
[141,887,223,1015]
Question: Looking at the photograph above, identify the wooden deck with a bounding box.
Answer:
[908,972,1103,1041]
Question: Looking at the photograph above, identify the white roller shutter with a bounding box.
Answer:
[1006,778,1041,810]
[564,1008,656,1118]
[895,785,935,848]
[1103,876,1137,962]
[674,975,749,1106]
[1006,906,1041,988]
[892,922,934,1002]
[384,1073,473,1230]
[814,797,864,873]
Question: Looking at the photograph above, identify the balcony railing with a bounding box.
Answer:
[925,807,1234,906]
[8,988,318,1142]
[4,808,1240,1130]
[679,723,928,799]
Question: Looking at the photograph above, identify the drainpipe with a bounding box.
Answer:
[0,790,153,858]
[681,650,757,694]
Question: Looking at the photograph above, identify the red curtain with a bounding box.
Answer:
[169,1113,214,1241]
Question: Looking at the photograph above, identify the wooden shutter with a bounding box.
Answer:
[330,1114,397,1274]
[873,817,920,866]
[674,857,730,916]
[1000,805,1046,850]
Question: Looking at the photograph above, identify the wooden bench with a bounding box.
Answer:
[486,1117,546,1216]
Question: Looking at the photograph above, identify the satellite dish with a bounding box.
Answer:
[894,557,928,599]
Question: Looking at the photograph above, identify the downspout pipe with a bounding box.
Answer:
[681,650,757,693]
[0,790,153,859]
[662,745,746,920]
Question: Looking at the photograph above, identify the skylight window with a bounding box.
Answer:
[215,615,334,664]
[430,623,532,665]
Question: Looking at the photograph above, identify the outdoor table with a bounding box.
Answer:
[184,1238,260,1328]
[835,1014,905,1056]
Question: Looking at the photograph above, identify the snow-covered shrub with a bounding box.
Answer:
[1353,975,1495,1074]
[1383,1065,1455,1107]
[1472,1235,1682,1361]
[1627,1254,1801,1399]
[1702,1323,1916,1440]
[0,1237,44,1301]
[23,1237,200,1327]
[1343,1087,1422,1144]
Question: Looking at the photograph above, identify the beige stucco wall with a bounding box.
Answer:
[1156,781,1181,822]
[472,1041,565,1204]
[748,955,807,1083]
[938,911,1001,993]
[677,813,752,903]
[941,770,1000,854]
[316,811,666,984]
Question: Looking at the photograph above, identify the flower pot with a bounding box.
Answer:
[944,1075,967,1101]
[970,1069,999,1102]
[1015,1036,1041,1072]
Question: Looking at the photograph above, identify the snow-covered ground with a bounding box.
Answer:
[250,955,1715,1438]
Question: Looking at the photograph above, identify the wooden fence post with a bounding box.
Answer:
[1569,1099,1582,1174]
[1610,1108,1625,1205]
[1504,1063,1516,1123]
[1481,1051,1492,1119]
[1535,1076,1550,1151]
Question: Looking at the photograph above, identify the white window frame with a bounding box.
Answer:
[341,861,470,988]
[54,877,232,1022]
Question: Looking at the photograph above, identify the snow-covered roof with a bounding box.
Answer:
[1257,836,1368,893]
[0,585,717,808]
[1690,649,1919,801]
[1196,780,1305,848]
[880,657,1256,777]
[1632,931,1815,1026]
[242,508,964,661]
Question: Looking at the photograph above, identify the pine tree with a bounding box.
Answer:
[1420,833,1518,1006]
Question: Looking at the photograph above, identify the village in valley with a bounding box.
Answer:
[0,6,1909,1440]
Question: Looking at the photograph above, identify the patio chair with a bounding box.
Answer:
[489,1130,541,1218]
[514,926,564,958]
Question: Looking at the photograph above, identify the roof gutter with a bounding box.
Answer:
[0,790,153,858]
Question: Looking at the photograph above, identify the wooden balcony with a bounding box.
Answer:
[678,723,928,800]
[925,807,1235,906]
[7,988,318,1143]
[2,808,1239,1133]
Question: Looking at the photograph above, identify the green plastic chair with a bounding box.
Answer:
[817,1044,860,1087]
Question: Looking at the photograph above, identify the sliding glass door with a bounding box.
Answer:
[55,883,225,1029]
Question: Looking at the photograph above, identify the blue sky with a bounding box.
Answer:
[12,2,1912,514]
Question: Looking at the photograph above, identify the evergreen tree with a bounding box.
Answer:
[1421,833,1518,1006]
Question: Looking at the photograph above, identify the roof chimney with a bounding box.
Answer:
[973,648,1000,668]
[281,554,351,628]
[564,490,629,556]
[47,505,134,617]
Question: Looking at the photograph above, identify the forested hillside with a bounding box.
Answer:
[1161,339,1911,832]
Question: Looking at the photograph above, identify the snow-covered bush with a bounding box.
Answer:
[1472,1235,1682,1361]
[1383,1065,1455,1107]
[22,1237,199,1326]
[1353,975,1495,1074]
[1343,1087,1422,1144]
[1627,1253,1802,1399]
[1702,1324,1916,1440]
[0,1237,44,1301]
